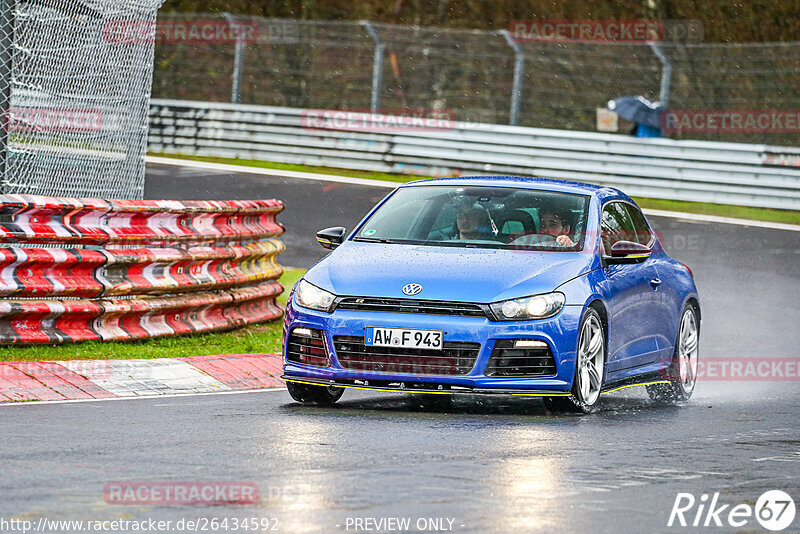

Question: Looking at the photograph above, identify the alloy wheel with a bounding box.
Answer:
[576,313,605,406]
[677,309,699,395]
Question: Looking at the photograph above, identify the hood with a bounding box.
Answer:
[304,241,596,303]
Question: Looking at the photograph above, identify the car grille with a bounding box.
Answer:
[335,297,488,318]
[485,339,557,377]
[333,335,480,376]
[285,328,329,367]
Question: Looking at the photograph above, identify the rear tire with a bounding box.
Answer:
[286,381,344,405]
[647,304,699,404]
[544,308,605,414]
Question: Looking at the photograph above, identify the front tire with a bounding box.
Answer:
[544,308,605,414]
[647,304,699,404]
[286,381,344,405]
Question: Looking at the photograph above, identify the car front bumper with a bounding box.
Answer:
[282,297,584,394]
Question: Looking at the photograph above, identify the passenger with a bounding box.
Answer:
[538,208,576,247]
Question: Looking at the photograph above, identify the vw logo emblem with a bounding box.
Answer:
[402,283,423,296]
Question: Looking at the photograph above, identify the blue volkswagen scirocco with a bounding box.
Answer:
[282,176,700,413]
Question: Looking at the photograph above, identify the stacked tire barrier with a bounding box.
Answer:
[0,195,285,344]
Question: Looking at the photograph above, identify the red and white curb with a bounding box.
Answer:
[0,354,284,403]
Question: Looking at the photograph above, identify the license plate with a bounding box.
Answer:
[365,327,443,350]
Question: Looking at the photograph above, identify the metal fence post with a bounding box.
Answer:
[361,21,384,113]
[223,12,244,104]
[0,0,14,192]
[648,41,672,108]
[500,29,525,126]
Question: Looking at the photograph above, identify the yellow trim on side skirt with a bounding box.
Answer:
[600,380,669,395]
[511,392,571,397]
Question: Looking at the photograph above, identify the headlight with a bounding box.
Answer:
[294,279,337,312]
[490,292,565,321]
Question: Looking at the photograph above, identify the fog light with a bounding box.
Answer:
[514,339,548,348]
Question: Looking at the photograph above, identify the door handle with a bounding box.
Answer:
[650,278,662,289]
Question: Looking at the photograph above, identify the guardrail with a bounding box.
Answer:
[149,99,800,211]
[0,195,285,344]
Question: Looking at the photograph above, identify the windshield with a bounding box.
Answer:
[354,185,590,251]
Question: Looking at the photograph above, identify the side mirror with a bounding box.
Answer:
[316,226,346,250]
[605,240,651,264]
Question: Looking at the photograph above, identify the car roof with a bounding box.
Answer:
[402,175,631,203]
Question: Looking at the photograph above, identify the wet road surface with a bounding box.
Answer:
[2,383,798,533]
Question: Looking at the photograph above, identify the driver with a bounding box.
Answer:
[538,208,576,247]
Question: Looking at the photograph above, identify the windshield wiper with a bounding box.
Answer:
[352,236,395,243]
[353,237,433,245]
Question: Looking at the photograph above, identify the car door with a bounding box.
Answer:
[624,203,676,362]
[599,201,661,372]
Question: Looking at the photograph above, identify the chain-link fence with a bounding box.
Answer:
[152,15,800,147]
[0,0,163,198]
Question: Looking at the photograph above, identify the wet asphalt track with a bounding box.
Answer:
[1,162,799,533]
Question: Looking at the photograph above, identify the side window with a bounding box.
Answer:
[624,204,654,246]
[600,202,635,252]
